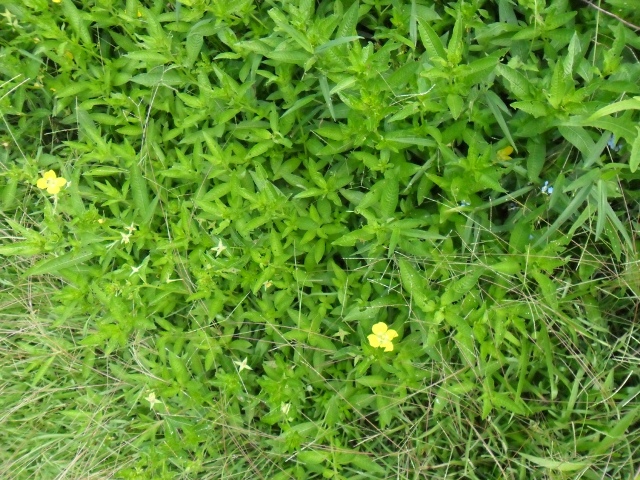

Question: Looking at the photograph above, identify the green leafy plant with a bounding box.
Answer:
[1,0,639,478]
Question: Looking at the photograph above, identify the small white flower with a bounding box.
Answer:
[125,223,136,234]
[281,402,291,415]
[211,239,226,257]
[233,357,252,372]
[145,391,161,409]
[333,328,349,342]
[120,232,132,244]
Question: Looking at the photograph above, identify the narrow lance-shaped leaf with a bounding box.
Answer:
[533,183,592,248]
[268,8,314,53]
[314,36,362,54]
[379,177,399,220]
[548,60,570,110]
[558,125,596,159]
[318,76,336,121]
[587,96,640,120]
[484,91,516,150]
[409,0,417,47]
[630,126,640,173]
[130,161,151,219]
[418,20,447,61]
[61,0,92,46]
[563,32,582,76]
[337,0,359,38]
[496,64,531,100]
[537,321,558,400]
[24,250,95,277]
[447,11,463,66]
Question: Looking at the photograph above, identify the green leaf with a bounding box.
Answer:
[315,36,362,54]
[563,32,582,76]
[537,322,558,400]
[418,20,447,61]
[168,351,191,386]
[587,96,640,120]
[185,34,204,67]
[0,242,44,256]
[379,177,399,219]
[355,375,386,387]
[298,451,328,465]
[630,126,640,173]
[349,454,387,475]
[268,8,314,53]
[533,184,592,247]
[526,138,546,181]
[318,75,335,121]
[24,250,95,277]
[520,453,588,472]
[446,12,463,66]
[337,0,359,38]
[558,125,596,159]
[131,69,183,86]
[446,93,464,120]
[61,0,92,46]
[264,49,311,64]
[591,406,640,455]
[496,64,532,100]
[511,101,548,118]
[332,227,375,247]
[484,91,515,150]
[130,161,151,219]
[398,259,427,300]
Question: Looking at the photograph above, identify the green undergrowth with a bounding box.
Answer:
[1,0,639,478]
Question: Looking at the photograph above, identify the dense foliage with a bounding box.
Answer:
[1,0,639,478]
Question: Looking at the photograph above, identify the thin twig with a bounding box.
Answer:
[580,0,640,31]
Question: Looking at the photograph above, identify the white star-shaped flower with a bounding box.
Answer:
[120,232,132,244]
[211,239,226,257]
[333,328,349,342]
[233,357,252,372]
[145,391,161,409]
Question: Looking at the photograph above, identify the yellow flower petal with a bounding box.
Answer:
[43,170,57,180]
[382,342,394,352]
[371,322,388,335]
[497,146,513,161]
[386,328,398,340]
[47,185,61,195]
[36,178,48,189]
[54,177,67,187]
[367,333,381,348]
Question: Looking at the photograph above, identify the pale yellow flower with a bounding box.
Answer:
[36,170,67,195]
[367,322,398,352]
[52,0,61,3]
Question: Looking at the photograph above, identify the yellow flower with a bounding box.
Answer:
[36,170,67,195]
[497,146,514,161]
[52,0,61,3]
[367,322,398,352]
